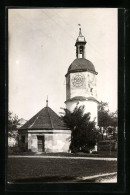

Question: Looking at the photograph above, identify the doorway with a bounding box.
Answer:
[37,136,45,152]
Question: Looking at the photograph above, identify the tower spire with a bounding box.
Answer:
[75,24,86,59]
[78,24,82,36]
[46,96,48,107]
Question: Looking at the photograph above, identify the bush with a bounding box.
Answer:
[18,142,28,152]
[8,142,28,155]
[8,146,21,155]
[70,145,80,153]
[97,141,117,151]
[92,151,98,154]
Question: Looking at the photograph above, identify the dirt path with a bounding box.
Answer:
[8,155,117,161]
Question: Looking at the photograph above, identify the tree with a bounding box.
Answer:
[109,110,118,127]
[98,101,117,128]
[61,105,99,153]
[8,111,20,138]
[98,101,109,112]
[98,101,110,128]
[98,101,118,139]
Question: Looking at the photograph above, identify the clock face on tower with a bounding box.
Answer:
[71,73,85,87]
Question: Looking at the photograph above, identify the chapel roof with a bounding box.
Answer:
[19,106,69,130]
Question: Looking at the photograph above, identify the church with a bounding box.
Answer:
[18,27,98,153]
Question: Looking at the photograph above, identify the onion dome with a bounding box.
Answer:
[65,58,97,76]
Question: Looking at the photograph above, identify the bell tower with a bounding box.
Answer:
[75,27,86,59]
[65,26,99,124]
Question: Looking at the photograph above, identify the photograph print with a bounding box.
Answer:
[8,8,118,183]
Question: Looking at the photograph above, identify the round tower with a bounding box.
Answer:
[65,27,99,123]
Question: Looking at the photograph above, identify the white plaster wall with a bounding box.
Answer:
[50,133,71,153]
[44,134,53,152]
[69,72,97,99]
[28,133,32,150]
[8,137,17,147]
[31,134,37,152]
[28,133,38,152]
[44,132,71,153]
[66,74,70,100]
[66,100,98,123]
[27,130,71,153]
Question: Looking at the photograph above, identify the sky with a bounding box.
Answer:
[8,8,118,120]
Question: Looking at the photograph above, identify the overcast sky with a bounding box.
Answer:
[8,8,118,120]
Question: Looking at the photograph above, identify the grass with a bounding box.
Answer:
[8,151,117,158]
[8,157,117,183]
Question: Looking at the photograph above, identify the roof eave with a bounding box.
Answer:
[75,41,87,46]
[18,127,70,131]
[65,69,98,77]
[65,96,99,104]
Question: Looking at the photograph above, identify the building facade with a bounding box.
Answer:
[18,104,71,153]
[65,28,99,123]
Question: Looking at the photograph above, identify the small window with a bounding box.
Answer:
[80,46,83,54]
[21,135,25,143]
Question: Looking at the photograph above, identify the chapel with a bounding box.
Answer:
[18,100,71,152]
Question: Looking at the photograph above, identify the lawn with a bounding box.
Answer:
[8,150,117,158]
[8,157,117,183]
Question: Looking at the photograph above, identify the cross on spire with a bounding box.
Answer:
[75,24,86,59]
[78,24,82,36]
[46,96,48,107]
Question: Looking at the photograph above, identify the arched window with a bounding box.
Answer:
[80,46,83,54]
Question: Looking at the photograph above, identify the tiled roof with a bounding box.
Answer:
[19,107,69,130]
[66,58,97,76]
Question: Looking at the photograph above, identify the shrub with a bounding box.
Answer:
[8,146,21,155]
[92,151,98,154]
[18,142,28,152]
[97,141,117,151]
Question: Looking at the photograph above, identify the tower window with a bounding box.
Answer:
[80,46,83,54]
[90,88,93,92]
